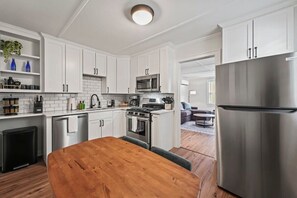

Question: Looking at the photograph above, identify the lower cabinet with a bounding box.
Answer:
[88,111,113,140]
[151,111,174,150]
[113,110,126,138]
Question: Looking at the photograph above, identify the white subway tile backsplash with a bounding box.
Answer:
[0,76,127,114]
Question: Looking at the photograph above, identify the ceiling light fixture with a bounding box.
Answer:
[131,4,154,26]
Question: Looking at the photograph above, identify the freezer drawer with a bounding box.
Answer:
[52,114,88,151]
[217,107,297,198]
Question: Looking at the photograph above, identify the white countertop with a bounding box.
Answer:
[0,107,129,120]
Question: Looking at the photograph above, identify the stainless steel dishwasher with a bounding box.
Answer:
[52,114,88,151]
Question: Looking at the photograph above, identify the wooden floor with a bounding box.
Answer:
[181,129,216,158]
[0,159,53,198]
[0,134,236,198]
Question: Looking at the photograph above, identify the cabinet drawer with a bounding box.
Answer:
[89,111,113,121]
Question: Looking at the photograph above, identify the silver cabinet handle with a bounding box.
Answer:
[107,87,109,93]
[102,120,104,127]
[99,120,102,127]
[66,84,69,92]
[147,68,149,75]
[248,48,251,59]
[96,68,98,75]
[254,47,258,58]
[128,88,130,93]
[63,84,65,92]
[94,68,96,75]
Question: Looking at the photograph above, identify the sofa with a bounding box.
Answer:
[180,102,214,124]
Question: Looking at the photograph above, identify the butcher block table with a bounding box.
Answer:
[48,137,201,198]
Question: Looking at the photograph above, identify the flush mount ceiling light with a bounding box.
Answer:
[131,4,154,25]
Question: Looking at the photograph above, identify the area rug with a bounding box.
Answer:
[181,121,215,135]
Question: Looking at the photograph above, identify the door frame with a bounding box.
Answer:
[174,50,221,156]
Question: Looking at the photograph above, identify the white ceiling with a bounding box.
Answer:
[0,0,295,55]
[181,57,215,80]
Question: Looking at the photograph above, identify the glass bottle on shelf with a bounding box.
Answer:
[25,61,31,72]
[10,58,16,71]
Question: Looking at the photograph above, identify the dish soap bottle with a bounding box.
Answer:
[25,61,31,72]
[10,58,16,71]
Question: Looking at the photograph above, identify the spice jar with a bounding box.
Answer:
[3,98,9,106]
[3,107,10,114]
[14,98,19,105]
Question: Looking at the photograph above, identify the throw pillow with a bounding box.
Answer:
[182,102,191,110]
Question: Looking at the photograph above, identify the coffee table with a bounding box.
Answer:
[194,113,215,128]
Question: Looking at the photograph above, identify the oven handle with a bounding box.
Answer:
[126,115,149,121]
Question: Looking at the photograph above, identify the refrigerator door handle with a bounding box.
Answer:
[218,106,297,114]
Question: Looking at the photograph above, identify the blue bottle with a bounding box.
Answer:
[25,61,31,72]
[10,58,16,71]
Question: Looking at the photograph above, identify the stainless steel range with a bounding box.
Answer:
[126,103,164,147]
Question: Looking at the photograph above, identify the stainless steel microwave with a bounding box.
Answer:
[136,74,160,92]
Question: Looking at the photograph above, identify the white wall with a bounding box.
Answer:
[188,77,215,111]
[180,84,189,102]
[173,32,222,148]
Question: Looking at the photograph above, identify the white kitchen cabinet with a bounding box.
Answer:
[148,49,160,75]
[222,21,253,64]
[129,56,138,93]
[44,37,65,92]
[96,53,107,76]
[88,119,101,140]
[151,111,174,150]
[116,57,130,93]
[88,111,113,139]
[83,49,96,75]
[83,49,107,77]
[222,7,294,64]
[113,110,126,138]
[254,8,294,58]
[104,56,117,93]
[160,47,175,93]
[137,49,160,76]
[65,44,82,93]
[101,118,113,137]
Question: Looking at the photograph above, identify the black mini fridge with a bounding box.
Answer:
[0,126,37,173]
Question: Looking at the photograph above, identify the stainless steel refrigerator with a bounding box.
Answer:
[216,53,297,198]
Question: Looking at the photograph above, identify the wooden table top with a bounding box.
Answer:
[48,137,201,198]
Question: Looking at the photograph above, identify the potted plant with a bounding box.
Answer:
[162,96,174,110]
[0,40,23,63]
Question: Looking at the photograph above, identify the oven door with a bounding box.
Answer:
[136,76,151,92]
[126,115,150,144]
[150,74,160,92]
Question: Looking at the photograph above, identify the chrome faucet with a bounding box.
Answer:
[90,94,101,108]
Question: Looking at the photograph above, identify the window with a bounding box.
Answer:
[207,80,215,105]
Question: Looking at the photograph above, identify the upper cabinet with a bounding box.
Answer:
[104,56,117,93]
[65,44,82,93]
[43,36,82,93]
[116,57,130,94]
[137,49,160,76]
[222,7,294,64]
[44,37,65,92]
[129,56,138,94]
[83,49,106,77]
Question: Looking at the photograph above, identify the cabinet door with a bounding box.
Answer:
[116,58,130,93]
[96,53,107,76]
[106,56,117,93]
[44,38,65,92]
[113,111,126,138]
[88,120,101,140]
[222,21,253,64]
[130,56,138,93]
[138,54,148,76]
[254,8,294,58]
[148,49,160,75]
[65,44,82,93]
[83,49,96,75]
[101,118,113,137]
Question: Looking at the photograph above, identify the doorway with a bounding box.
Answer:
[179,56,216,158]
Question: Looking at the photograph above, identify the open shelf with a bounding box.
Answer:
[0,70,40,76]
[0,50,40,60]
[0,89,41,93]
